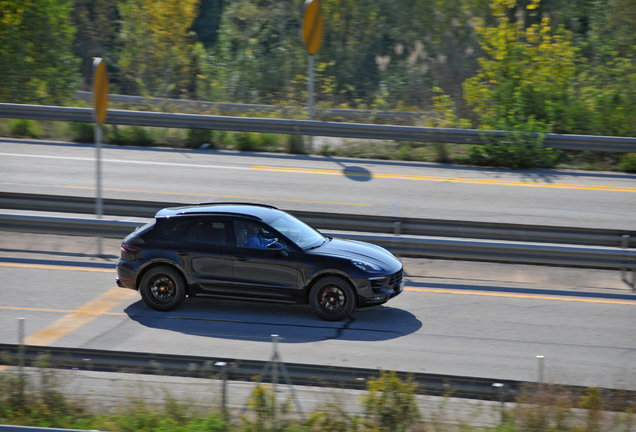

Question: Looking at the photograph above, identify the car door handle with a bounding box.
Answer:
[236,256,248,261]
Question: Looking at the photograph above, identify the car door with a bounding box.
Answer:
[231,220,303,301]
[174,217,234,295]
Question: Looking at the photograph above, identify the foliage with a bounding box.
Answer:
[186,128,213,148]
[190,0,223,48]
[68,122,94,142]
[234,132,260,152]
[0,0,79,104]
[462,120,566,168]
[71,0,119,83]
[117,0,199,98]
[306,403,359,432]
[463,0,579,133]
[109,125,155,147]
[8,119,39,138]
[242,383,293,432]
[424,87,473,163]
[202,0,306,104]
[619,153,636,173]
[360,370,420,432]
[1,361,635,432]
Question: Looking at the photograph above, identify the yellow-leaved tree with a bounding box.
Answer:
[463,0,578,133]
[460,0,578,168]
[118,0,199,98]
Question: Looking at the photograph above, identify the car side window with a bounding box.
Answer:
[161,220,193,241]
[186,220,228,246]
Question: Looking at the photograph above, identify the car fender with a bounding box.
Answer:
[134,257,188,292]
[304,268,358,302]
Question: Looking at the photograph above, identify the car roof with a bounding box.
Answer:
[155,203,280,221]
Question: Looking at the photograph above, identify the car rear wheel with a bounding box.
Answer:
[309,277,356,321]
[139,266,186,311]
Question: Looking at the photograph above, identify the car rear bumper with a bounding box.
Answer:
[116,261,138,290]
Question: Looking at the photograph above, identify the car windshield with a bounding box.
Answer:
[269,213,326,250]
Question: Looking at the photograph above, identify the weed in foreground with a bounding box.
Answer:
[1,361,635,432]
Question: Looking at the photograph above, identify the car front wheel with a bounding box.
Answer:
[139,266,186,311]
[309,277,356,321]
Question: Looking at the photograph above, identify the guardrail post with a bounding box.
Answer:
[18,317,25,403]
[621,235,629,281]
[492,383,505,424]
[215,361,228,429]
[394,221,402,236]
[620,235,635,291]
[536,355,544,385]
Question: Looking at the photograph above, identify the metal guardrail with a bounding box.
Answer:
[2,102,636,152]
[75,91,423,121]
[1,213,635,270]
[0,343,620,402]
[1,192,635,248]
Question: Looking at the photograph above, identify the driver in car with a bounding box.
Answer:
[246,224,276,249]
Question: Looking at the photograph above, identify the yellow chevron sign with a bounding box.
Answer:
[303,0,324,55]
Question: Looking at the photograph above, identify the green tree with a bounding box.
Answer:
[205,0,305,104]
[571,0,636,136]
[117,0,199,98]
[190,0,223,47]
[0,0,79,104]
[72,0,119,85]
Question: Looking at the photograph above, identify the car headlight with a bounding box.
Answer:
[351,260,383,273]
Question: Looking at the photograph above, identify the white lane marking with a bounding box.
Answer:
[0,152,249,170]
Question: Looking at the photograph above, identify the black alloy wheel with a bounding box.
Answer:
[309,277,356,321]
[139,266,186,311]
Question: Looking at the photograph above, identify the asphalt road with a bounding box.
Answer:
[1,137,635,391]
[1,137,636,229]
[1,232,634,391]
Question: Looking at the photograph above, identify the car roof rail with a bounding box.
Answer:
[195,202,279,210]
[174,210,262,220]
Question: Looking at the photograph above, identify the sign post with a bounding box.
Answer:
[92,58,108,257]
[302,0,324,152]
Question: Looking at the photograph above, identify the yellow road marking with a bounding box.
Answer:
[251,166,636,193]
[23,288,136,346]
[58,185,370,207]
[0,305,127,316]
[0,263,115,272]
[406,287,636,305]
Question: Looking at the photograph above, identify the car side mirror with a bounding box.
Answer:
[268,241,288,257]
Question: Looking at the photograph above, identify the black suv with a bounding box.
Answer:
[116,203,404,321]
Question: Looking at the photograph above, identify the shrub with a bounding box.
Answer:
[68,122,94,142]
[109,126,155,146]
[9,119,39,138]
[619,153,636,173]
[461,119,566,169]
[259,133,280,151]
[235,132,260,151]
[186,128,213,148]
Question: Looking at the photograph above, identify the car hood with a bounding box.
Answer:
[309,238,402,271]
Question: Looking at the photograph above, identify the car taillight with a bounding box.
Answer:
[121,242,141,253]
